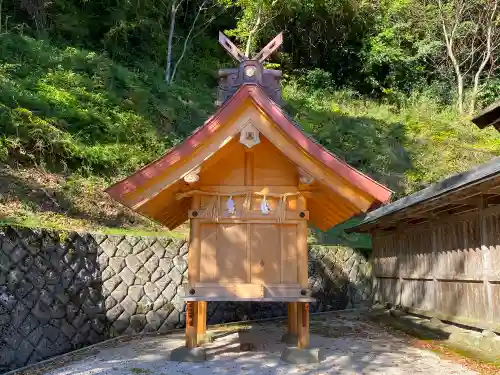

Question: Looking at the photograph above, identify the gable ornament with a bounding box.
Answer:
[239,122,260,148]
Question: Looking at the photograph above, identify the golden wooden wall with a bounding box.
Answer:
[373,206,500,331]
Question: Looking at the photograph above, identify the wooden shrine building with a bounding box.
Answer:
[350,157,500,333]
[106,33,392,361]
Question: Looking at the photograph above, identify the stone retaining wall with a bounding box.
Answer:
[0,226,372,373]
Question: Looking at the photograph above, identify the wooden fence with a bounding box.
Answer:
[372,206,500,332]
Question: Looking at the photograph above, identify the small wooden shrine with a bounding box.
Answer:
[106,33,392,361]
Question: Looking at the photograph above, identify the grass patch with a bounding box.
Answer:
[0,32,217,176]
[283,82,500,196]
[0,32,220,233]
[129,368,152,375]
[0,217,186,238]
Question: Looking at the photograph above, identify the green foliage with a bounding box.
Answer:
[310,218,372,250]
[227,0,376,86]
[0,32,217,176]
[362,0,443,94]
[129,367,151,374]
[283,81,500,194]
[1,0,500,235]
[478,78,500,108]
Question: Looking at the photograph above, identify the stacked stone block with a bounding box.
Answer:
[99,235,189,336]
[0,227,189,373]
[308,245,373,311]
[0,227,106,373]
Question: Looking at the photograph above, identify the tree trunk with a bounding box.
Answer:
[469,1,498,115]
[245,0,263,57]
[165,0,180,83]
[457,74,464,114]
[447,46,465,115]
[170,0,208,83]
[438,0,466,115]
[470,66,484,115]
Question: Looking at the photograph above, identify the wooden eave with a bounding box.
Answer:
[351,157,500,233]
[106,84,392,230]
[472,100,500,130]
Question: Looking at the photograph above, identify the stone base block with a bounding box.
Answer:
[170,347,206,362]
[280,347,322,364]
[281,333,298,345]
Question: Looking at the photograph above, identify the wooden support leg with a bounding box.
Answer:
[196,301,207,345]
[287,302,298,335]
[186,301,197,349]
[297,302,309,349]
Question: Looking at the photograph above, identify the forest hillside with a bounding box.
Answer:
[1,0,500,239]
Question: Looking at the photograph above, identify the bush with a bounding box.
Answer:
[283,81,500,195]
[0,32,217,176]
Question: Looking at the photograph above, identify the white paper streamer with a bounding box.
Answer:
[260,195,271,215]
[227,196,236,215]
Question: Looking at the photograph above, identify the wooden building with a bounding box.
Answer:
[351,157,500,333]
[106,33,391,358]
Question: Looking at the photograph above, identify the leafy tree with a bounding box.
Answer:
[362,0,443,94]
[225,0,376,87]
[436,0,500,114]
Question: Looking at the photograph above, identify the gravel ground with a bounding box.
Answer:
[31,314,478,375]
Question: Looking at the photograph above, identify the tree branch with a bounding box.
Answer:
[165,0,184,83]
[438,0,464,113]
[170,0,208,83]
[245,0,263,57]
[470,0,498,114]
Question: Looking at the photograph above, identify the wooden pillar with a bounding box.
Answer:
[186,195,201,348]
[296,195,310,349]
[186,301,197,348]
[371,232,380,304]
[479,196,494,323]
[287,302,298,335]
[188,195,202,284]
[297,195,308,289]
[297,302,309,349]
[430,221,439,313]
[196,301,207,344]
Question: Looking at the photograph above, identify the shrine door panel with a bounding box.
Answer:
[281,224,298,284]
[199,223,217,282]
[200,223,248,283]
[250,224,293,285]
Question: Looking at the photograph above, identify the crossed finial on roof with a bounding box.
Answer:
[218,32,283,63]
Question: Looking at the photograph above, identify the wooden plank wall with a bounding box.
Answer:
[372,207,500,331]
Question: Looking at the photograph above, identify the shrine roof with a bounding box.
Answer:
[106,84,392,230]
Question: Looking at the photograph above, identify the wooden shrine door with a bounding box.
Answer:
[198,222,299,285]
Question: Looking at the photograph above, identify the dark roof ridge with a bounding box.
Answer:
[350,156,500,229]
